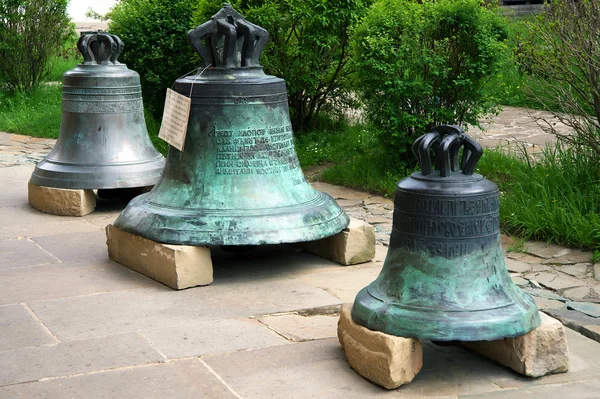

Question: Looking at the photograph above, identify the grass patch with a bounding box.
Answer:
[0,85,169,157]
[478,145,600,250]
[296,122,600,250]
[44,55,79,82]
[295,123,415,197]
[0,85,63,137]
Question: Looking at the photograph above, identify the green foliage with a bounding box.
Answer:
[193,0,368,131]
[44,29,80,82]
[0,0,71,91]
[0,85,63,137]
[518,0,600,159]
[295,121,377,167]
[477,145,600,250]
[352,0,508,160]
[108,0,198,118]
[294,122,414,196]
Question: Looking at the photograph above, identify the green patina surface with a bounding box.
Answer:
[114,74,348,246]
[352,240,541,341]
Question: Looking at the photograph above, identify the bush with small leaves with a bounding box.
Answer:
[352,0,508,161]
[0,0,71,91]
[108,0,198,118]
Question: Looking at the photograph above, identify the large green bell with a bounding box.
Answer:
[352,126,540,341]
[113,5,349,246]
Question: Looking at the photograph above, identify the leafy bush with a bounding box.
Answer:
[193,0,368,131]
[0,0,71,91]
[45,29,80,82]
[352,0,508,161]
[108,0,198,118]
[519,0,600,159]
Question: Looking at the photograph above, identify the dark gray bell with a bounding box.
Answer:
[29,31,165,190]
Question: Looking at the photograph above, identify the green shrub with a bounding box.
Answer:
[193,0,368,132]
[44,29,80,82]
[352,0,508,161]
[108,0,198,118]
[518,0,600,159]
[0,0,71,91]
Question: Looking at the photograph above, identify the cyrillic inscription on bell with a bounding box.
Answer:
[29,31,165,190]
[352,125,541,341]
[113,4,349,246]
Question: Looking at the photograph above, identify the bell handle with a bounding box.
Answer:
[188,21,216,68]
[77,34,97,64]
[108,34,125,64]
[235,18,269,67]
[215,18,238,68]
[414,132,441,176]
[461,135,483,175]
[96,34,117,65]
[77,33,116,65]
[437,133,463,177]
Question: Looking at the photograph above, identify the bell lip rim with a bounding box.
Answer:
[351,289,542,342]
[127,190,345,217]
[113,211,351,247]
[34,153,165,167]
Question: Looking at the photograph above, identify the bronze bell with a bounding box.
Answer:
[29,31,165,190]
[352,126,540,341]
[112,5,349,246]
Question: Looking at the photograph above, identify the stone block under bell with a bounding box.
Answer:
[112,5,348,246]
[297,219,376,265]
[338,304,423,389]
[351,125,541,342]
[28,182,96,216]
[106,224,213,290]
[338,303,568,390]
[29,31,165,215]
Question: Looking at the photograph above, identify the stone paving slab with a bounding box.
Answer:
[200,328,600,398]
[257,313,339,342]
[0,304,57,351]
[202,338,389,398]
[0,219,103,240]
[140,317,289,359]
[544,308,600,342]
[0,258,158,306]
[0,163,35,181]
[0,238,58,270]
[0,333,163,386]
[461,380,600,399]
[0,358,237,399]
[295,265,382,302]
[28,276,341,341]
[31,231,109,262]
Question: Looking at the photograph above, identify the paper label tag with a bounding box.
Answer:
[158,88,191,151]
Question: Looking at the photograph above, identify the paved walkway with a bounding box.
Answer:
[1,108,600,398]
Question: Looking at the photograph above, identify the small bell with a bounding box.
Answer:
[352,125,540,341]
[30,31,165,190]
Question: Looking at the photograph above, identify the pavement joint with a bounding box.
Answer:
[198,358,243,399]
[136,332,169,362]
[27,237,62,264]
[21,303,61,345]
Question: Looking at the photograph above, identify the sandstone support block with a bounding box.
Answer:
[463,312,569,377]
[300,218,376,265]
[106,225,213,290]
[338,303,422,389]
[28,182,96,216]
